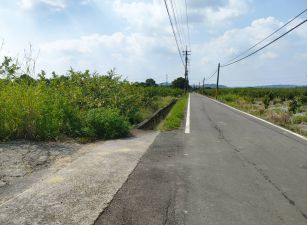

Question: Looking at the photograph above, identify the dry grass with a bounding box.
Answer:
[217,96,307,138]
[264,111,291,126]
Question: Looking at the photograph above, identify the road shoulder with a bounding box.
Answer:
[94,129,186,225]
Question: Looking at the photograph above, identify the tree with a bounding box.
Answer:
[15,74,36,85]
[0,56,20,80]
[145,78,156,87]
[172,77,188,90]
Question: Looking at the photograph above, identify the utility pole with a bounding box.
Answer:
[183,46,191,94]
[166,74,168,86]
[216,63,221,99]
[202,77,205,90]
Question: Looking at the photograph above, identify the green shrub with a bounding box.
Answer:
[0,83,82,140]
[292,114,307,124]
[36,91,82,139]
[0,56,183,141]
[220,94,239,103]
[263,95,271,109]
[289,99,299,113]
[85,108,129,139]
[299,96,307,104]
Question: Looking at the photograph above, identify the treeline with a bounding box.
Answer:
[0,57,182,141]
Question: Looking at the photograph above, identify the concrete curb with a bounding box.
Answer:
[137,99,177,130]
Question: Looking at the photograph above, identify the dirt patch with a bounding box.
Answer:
[0,141,81,188]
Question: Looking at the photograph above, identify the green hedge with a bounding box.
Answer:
[0,68,183,141]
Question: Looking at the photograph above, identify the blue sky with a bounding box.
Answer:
[0,0,307,86]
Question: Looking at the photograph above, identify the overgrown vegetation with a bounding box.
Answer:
[199,87,307,137]
[200,87,307,100]
[159,95,188,131]
[0,57,183,141]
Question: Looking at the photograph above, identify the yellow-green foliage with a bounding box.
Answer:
[293,114,307,124]
[0,68,182,141]
[160,95,188,131]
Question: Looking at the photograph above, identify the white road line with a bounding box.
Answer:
[208,97,307,142]
[185,94,191,134]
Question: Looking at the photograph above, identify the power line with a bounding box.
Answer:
[163,0,185,67]
[223,8,307,65]
[206,69,218,81]
[184,0,191,49]
[221,19,307,68]
[173,0,187,48]
[169,0,185,51]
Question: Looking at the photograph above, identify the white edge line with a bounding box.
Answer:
[208,97,307,142]
[185,94,191,134]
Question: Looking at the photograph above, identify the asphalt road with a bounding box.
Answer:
[95,93,307,225]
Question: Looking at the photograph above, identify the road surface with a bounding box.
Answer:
[95,93,307,225]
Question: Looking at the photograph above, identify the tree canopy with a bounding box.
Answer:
[172,77,188,90]
[145,78,156,87]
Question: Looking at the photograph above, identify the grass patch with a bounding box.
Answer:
[219,94,240,103]
[292,114,307,124]
[159,95,188,131]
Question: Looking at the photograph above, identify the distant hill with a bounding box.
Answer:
[203,84,227,88]
[231,85,307,88]
[161,83,306,89]
[252,85,307,88]
[159,82,171,86]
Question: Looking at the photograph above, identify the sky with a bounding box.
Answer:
[0,0,307,86]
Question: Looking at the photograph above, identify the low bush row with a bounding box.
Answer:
[0,68,182,141]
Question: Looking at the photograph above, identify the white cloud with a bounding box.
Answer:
[38,31,177,81]
[41,33,126,53]
[112,0,168,33]
[4,13,305,85]
[41,0,66,9]
[195,17,284,63]
[40,32,173,55]
[19,0,66,10]
[19,0,34,10]
[1,0,306,86]
[112,0,251,32]
[80,0,91,5]
[188,0,250,27]
[260,52,278,59]
[190,16,307,85]
[289,18,307,38]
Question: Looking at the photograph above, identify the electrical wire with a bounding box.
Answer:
[173,0,187,48]
[184,0,191,49]
[223,8,307,65]
[221,19,307,68]
[169,0,185,51]
[163,0,185,67]
[206,69,218,81]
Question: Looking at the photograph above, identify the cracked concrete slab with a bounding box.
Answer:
[0,130,158,225]
[0,141,81,191]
